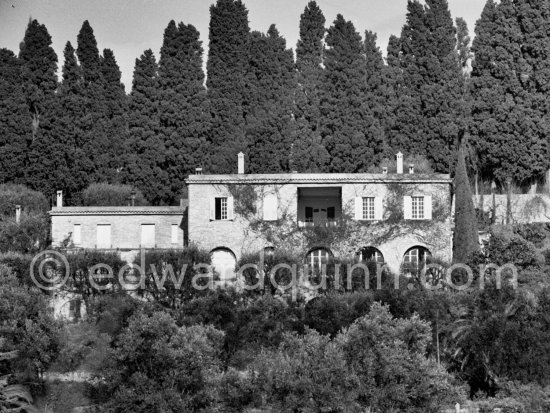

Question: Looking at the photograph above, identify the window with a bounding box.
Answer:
[73,224,82,245]
[96,224,111,248]
[210,197,234,221]
[140,224,155,247]
[171,224,179,244]
[216,197,228,220]
[355,197,383,220]
[358,246,384,264]
[412,196,424,219]
[362,197,375,220]
[263,193,278,221]
[403,246,431,269]
[404,195,432,220]
[305,248,331,270]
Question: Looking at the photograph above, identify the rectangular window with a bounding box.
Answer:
[412,196,424,219]
[362,197,375,220]
[327,207,335,219]
[96,224,111,249]
[73,224,82,245]
[215,197,228,220]
[171,224,179,244]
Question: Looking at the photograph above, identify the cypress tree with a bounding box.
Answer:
[158,20,209,203]
[206,0,250,173]
[291,1,329,172]
[0,49,29,184]
[470,0,550,186]
[123,49,170,205]
[320,15,384,172]
[453,143,480,263]
[53,42,93,202]
[98,48,127,182]
[246,25,296,173]
[76,20,125,184]
[392,0,463,172]
[18,19,58,141]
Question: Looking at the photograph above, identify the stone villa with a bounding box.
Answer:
[51,153,454,278]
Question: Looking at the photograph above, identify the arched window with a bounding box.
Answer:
[358,246,384,264]
[305,247,332,270]
[210,247,237,281]
[403,246,431,269]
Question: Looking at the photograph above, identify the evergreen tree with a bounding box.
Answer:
[0,49,29,184]
[470,0,550,185]
[76,21,124,184]
[320,15,384,172]
[391,0,463,172]
[98,48,127,182]
[158,20,209,203]
[453,142,480,263]
[246,26,296,173]
[291,1,329,172]
[18,19,58,141]
[51,42,93,202]
[206,0,250,173]
[123,49,170,205]
[455,17,472,72]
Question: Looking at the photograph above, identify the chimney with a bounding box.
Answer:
[382,166,388,175]
[15,205,21,224]
[195,167,203,175]
[396,152,403,174]
[409,164,414,174]
[56,190,63,208]
[238,152,245,174]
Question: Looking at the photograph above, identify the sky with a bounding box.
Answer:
[0,0,486,92]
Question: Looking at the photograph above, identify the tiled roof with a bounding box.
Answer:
[186,172,451,184]
[50,206,186,216]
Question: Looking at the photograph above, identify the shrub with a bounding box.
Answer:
[481,226,543,271]
[337,302,466,412]
[134,246,212,306]
[98,311,224,412]
[0,184,49,216]
[250,329,361,412]
[304,292,373,337]
[513,223,547,248]
[0,252,34,286]
[81,183,149,206]
[0,211,49,254]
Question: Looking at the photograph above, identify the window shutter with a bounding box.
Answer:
[209,198,215,221]
[424,195,432,219]
[374,197,383,220]
[227,196,235,220]
[263,194,278,221]
[355,197,363,220]
[403,196,412,219]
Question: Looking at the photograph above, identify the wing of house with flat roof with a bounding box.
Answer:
[50,194,187,262]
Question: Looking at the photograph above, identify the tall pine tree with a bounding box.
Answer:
[320,15,384,172]
[206,0,250,173]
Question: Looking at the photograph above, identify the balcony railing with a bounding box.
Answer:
[297,218,339,228]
